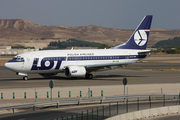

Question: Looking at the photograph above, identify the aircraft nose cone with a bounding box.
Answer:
[4,62,12,70]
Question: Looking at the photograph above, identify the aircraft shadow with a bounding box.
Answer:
[0,74,145,81]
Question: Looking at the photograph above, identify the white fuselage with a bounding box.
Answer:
[4,15,153,80]
[5,49,148,74]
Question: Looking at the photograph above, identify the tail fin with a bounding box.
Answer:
[112,15,153,49]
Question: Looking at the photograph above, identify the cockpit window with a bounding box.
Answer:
[12,56,24,61]
[13,57,17,60]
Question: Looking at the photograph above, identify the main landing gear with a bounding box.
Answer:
[23,76,28,80]
[85,73,93,79]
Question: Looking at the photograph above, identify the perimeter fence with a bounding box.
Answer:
[54,94,180,120]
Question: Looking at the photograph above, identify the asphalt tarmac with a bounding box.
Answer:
[0,62,180,89]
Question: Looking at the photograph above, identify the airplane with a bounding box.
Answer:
[4,15,153,80]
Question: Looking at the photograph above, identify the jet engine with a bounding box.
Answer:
[65,66,86,77]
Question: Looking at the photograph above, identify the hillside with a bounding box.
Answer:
[0,19,180,49]
[152,37,180,48]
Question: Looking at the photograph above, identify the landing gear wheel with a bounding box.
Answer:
[89,74,93,79]
[23,76,28,81]
[85,73,93,79]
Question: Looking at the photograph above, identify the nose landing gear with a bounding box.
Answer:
[16,72,28,80]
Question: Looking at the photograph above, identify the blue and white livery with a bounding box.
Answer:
[4,15,153,80]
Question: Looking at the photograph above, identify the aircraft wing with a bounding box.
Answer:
[85,63,127,72]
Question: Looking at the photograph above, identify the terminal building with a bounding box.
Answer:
[0,46,39,56]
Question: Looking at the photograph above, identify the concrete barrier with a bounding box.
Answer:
[133,111,142,119]
[142,109,150,119]
[169,105,179,114]
[127,112,134,120]
[151,108,159,117]
[105,105,180,120]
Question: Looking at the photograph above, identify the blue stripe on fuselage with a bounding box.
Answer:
[67,55,146,61]
[30,55,146,70]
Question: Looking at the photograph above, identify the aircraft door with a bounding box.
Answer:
[23,57,30,70]
[124,52,130,63]
[21,56,25,68]
[31,53,39,72]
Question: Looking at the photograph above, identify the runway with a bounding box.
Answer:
[0,62,180,89]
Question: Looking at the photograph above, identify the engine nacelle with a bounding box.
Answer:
[65,66,86,77]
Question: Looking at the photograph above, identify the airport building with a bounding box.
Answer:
[0,46,39,56]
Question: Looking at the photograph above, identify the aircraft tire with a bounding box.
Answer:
[23,76,28,81]
[89,74,93,79]
[85,73,93,79]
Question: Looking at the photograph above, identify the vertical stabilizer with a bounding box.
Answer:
[112,15,153,49]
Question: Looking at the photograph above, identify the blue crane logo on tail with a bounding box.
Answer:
[134,30,150,46]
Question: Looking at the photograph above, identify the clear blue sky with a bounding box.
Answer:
[0,0,179,29]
